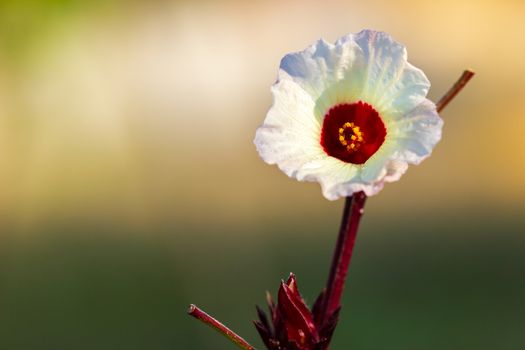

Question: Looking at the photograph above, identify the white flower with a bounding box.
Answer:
[254,29,443,200]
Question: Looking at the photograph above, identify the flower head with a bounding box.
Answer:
[254,30,443,200]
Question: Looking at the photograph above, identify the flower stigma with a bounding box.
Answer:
[338,122,364,152]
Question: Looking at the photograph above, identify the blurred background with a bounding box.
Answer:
[1,0,524,349]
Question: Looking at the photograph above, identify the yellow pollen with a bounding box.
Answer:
[338,122,364,152]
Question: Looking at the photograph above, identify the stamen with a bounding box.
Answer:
[338,122,364,152]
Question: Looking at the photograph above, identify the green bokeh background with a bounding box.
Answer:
[2,212,524,349]
[1,0,524,349]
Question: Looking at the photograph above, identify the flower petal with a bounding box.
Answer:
[389,99,443,164]
[254,79,324,178]
[324,177,385,198]
[280,39,342,99]
[350,30,431,118]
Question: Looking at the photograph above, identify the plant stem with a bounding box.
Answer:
[321,191,367,326]
[319,69,475,349]
[186,70,475,350]
[436,70,475,112]
[187,304,256,350]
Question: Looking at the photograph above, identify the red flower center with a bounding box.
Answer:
[320,101,386,164]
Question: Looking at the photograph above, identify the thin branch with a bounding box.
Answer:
[188,304,256,350]
[436,70,475,112]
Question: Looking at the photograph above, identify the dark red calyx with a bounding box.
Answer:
[277,274,319,347]
[255,273,339,350]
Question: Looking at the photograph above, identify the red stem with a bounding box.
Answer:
[187,304,256,350]
[436,70,475,113]
[321,191,367,325]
